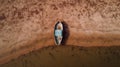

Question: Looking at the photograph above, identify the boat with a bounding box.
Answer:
[54,21,63,45]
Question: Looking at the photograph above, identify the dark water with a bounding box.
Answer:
[0,46,120,67]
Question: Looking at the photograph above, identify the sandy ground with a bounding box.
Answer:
[0,0,120,65]
[0,46,120,67]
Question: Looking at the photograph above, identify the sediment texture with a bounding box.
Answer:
[0,0,120,64]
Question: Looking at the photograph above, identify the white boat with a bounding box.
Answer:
[54,21,63,45]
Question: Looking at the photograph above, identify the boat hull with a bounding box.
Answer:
[54,22,63,45]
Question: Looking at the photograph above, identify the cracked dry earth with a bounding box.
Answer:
[0,0,120,66]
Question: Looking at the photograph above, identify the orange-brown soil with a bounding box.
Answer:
[0,0,120,65]
[0,46,120,67]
